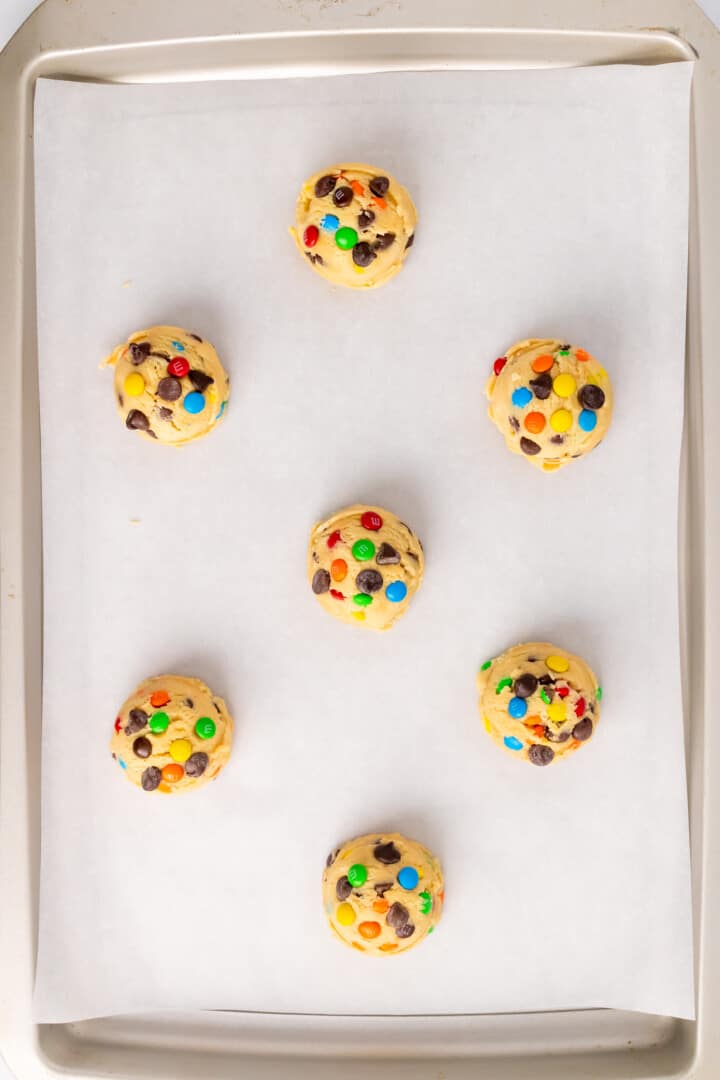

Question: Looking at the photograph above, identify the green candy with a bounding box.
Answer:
[540,689,551,705]
[596,686,603,701]
[335,226,358,250]
[495,677,513,694]
[427,925,435,934]
[419,890,432,915]
[352,539,375,562]
[558,349,570,356]
[195,717,216,740]
[347,863,367,888]
[353,593,373,607]
[149,711,169,733]
[481,660,492,671]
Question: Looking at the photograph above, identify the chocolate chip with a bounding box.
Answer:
[520,437,541,456]
[326,848,339,867]
[369,176,389,197]
[374,841,401,864]
[188,369,214,393]
[374,882,393,897]
[530,373,552,399]
[336,876,352,901]
[550,435,565,444]
[545,728,570,743]
[408,551,420,561]
[514,673,538,698]
[373,232,396,250]
[543,688,555,703]
[538,675,553,685]
[129,341,151,364]
[314,175,336,197]
[185,752,208,777]
[124,708,148,735]
[184,698,194,708]
[572,718,593,741]
[578,384,606,410]
[560,343,571,351]
[358,209,375,229]
[314,254,324,266]
[312,569,331,594]
[333,185,353,208]
[376,543,400,565]
[509,415,520,432]
[111,752,116,760]
[356,569,383,593]
[118,394,124,408]
[157,406,173,420]
[386,902,409,929]
[405,233,415,249]
[157,377,181,402]
[132,736,152,758]
[352,242,377,268]
[147,430,157,439]
[141,766,162,791]
[529,744,555,767]
[395,922,415,939]
[527,656,538,662]
[312,552,319,563]
[126,409,149,431]
[214,701,221,713]
[188,332,202,342]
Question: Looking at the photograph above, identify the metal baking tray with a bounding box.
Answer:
[1,0,718,1077]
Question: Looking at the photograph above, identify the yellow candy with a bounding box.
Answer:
[546,702,566,724]
[553,373,576,398]
[543,462,561,471]
[336,902,355,926]
[550,408,572,433]
[169,738,192,763]
[352,611,366,621]
[546,654,569,673]
[484,715,492,734]
[124,373,145,397]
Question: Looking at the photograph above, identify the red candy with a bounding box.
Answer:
[557,687,569,699]
[575,697,586,718]
[330,589,345,601]
[114,716,123,733]
[360,511,383,531]
[493,357,507,376]
[327,531,341,548]
[168,357,190,378]
[304,225,319,248]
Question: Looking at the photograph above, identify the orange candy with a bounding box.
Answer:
[351,941,365,951]
[371,196,387,210]
[150,690,170,708]
[331,558,348,582]
[161,763,184,783]
[358,921,382,940]
[350,179,365,196]
[524,412,546,434]
[531,354,554,373]
[379,943,398,951]
[373,899,389,914]
[575,348,590,362]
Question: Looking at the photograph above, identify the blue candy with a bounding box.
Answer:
[579,409,597,432]
[171,340,185,351]
[320,214,340,232]
[508,696,527,719]
[385,580,408,603]
[511,387,532,408]
[503,735,523,752]
[216,400,227,420]
[118,758,127,770]
[398,866,419,891]
[183,391,206,415]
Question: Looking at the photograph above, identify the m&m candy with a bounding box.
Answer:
[183,392,206,415]
[511,387,532,408]
[303,225,319,247]
[398,866,419,890]
[168,357,190,378]
[385,580,407,603]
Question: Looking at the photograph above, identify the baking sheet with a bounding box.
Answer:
[32,65,694,1023]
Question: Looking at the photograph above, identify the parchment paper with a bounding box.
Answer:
[32,64,694,1023]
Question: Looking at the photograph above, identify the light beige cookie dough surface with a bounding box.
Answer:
[477,642,602,766]
[103,326,229,446]
[110,675,233,794]
[291,164,417,289]
[486,339,613,471]
[308,505,424,631]
[323,833,444,955]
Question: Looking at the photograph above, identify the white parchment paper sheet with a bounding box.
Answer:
[33,65,694,1023]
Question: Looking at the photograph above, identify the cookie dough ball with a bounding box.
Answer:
[110,675,233,793]
[486,339,612,471]
[308,505,424,630]
[103,326,229,446]
[323,833,443,955]
[477,643,602,766]
[291,164,417,289]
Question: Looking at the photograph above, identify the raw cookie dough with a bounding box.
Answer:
[308,505,424,630]
[477,642,602,766]
[486,339,613,471]
[110,675,233,793]
[291,164,417,289]
[323,832,444,955]
[103,326,229,446]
